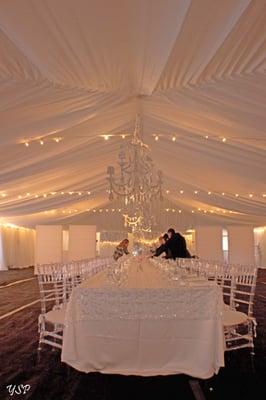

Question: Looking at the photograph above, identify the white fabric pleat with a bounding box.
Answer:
[0,0,264,228]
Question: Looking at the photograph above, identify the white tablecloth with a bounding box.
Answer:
[61,260,225,378]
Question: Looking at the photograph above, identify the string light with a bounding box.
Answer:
[22,137,63,146]
[222,138,227,142]
[172,136,176,142]
[48,206,242,217]
[104,135,109,141]
[121,134,126,139]
[154,135,159,141]
[3,188,266,203]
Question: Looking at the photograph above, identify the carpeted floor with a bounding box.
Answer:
[0,268,265,400]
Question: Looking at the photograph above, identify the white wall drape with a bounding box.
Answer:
[254,227,266,268]
[35,225,63,266]
[195,226,223,261]
[68,225,96,260]
[0,226,35,270]
[227,226,255,265]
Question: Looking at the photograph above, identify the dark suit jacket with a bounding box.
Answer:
[154,244,172,258]
[155,233,190,259]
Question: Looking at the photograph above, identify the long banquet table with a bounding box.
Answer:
[61,258,225,378]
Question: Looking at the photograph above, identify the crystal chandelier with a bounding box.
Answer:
[107,114,163,208]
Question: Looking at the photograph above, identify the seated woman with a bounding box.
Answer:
[113,239,129,261]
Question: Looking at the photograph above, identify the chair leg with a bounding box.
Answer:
[250,350,256,374]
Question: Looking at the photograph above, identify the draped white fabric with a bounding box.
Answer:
[0,0,265,228]
[0,227,35,270]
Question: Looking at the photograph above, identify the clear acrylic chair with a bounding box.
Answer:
[37,264,69,351]
[223,265,258,352]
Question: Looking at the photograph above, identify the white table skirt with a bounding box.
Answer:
[61,260,225,378]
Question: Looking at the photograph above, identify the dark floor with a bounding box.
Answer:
[0,268,265,400]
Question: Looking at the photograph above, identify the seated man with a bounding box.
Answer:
[154,228,190,260]
[153,233,171,258]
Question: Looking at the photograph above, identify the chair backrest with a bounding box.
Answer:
[231,266,258,317]
[37,264,67,314]
[181,260,258,312]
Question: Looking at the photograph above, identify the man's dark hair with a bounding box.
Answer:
[163,233,169,241]
[167,228,175,236]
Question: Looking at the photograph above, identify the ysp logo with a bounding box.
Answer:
[6,384,31,396]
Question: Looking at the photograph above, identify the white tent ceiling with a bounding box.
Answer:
[0,0,265,229]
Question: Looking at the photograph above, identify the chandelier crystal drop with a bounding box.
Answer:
[107,114,163,209]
